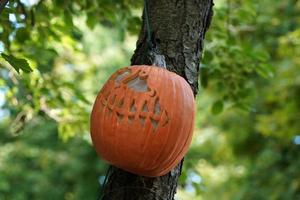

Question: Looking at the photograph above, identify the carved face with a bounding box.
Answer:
[91,65,195,177]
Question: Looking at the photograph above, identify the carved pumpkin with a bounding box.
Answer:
[90,65,195,177]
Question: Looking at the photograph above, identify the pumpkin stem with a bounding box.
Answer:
[149,51,166,69]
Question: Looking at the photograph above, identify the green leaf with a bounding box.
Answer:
[16,28,30,43]
[202,50,214,63]
[76,92,91,104]
[127,16,142,34]
[253,49,270,61]
[211,100,224,115]
[200,65,208,88]
[86,12,98,29]
[64,10,73,27]
[1,53,33,73]
[256,63,274,78]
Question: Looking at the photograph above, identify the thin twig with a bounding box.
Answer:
[0,0,9,15]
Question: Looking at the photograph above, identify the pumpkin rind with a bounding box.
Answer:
[90,65,195,177]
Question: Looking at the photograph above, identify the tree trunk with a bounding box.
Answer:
[101,0,214,199]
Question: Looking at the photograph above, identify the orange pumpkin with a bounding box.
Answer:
[90,65,195,177]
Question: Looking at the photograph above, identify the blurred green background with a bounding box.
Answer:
[0,0,299,199]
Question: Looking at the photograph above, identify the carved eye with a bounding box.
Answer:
[115,70,131,86]
[126,77,149,92]
[114,69,150,92]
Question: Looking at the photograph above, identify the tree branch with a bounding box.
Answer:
[0,0,9,15]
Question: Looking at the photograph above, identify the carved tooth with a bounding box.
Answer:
[161,110,169,127]
[142,101,149,112]
[150,117,159,132]
[154,98,161,115]
[116,112,124,123]
[139,115,146,126]
[130,99,136,112]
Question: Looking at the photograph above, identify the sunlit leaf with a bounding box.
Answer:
[211,100,223,115]
[1,53,33,73]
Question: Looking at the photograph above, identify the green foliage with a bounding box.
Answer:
[0,1,138,199]
[201,0,275,111]
[0,117,107,200]
[0,0,299,199]
[178,0,300,199]
[211,100,224,115]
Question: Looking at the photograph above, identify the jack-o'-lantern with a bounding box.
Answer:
[90,65,195,177]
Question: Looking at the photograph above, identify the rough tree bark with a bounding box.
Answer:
[102,0,214,199]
